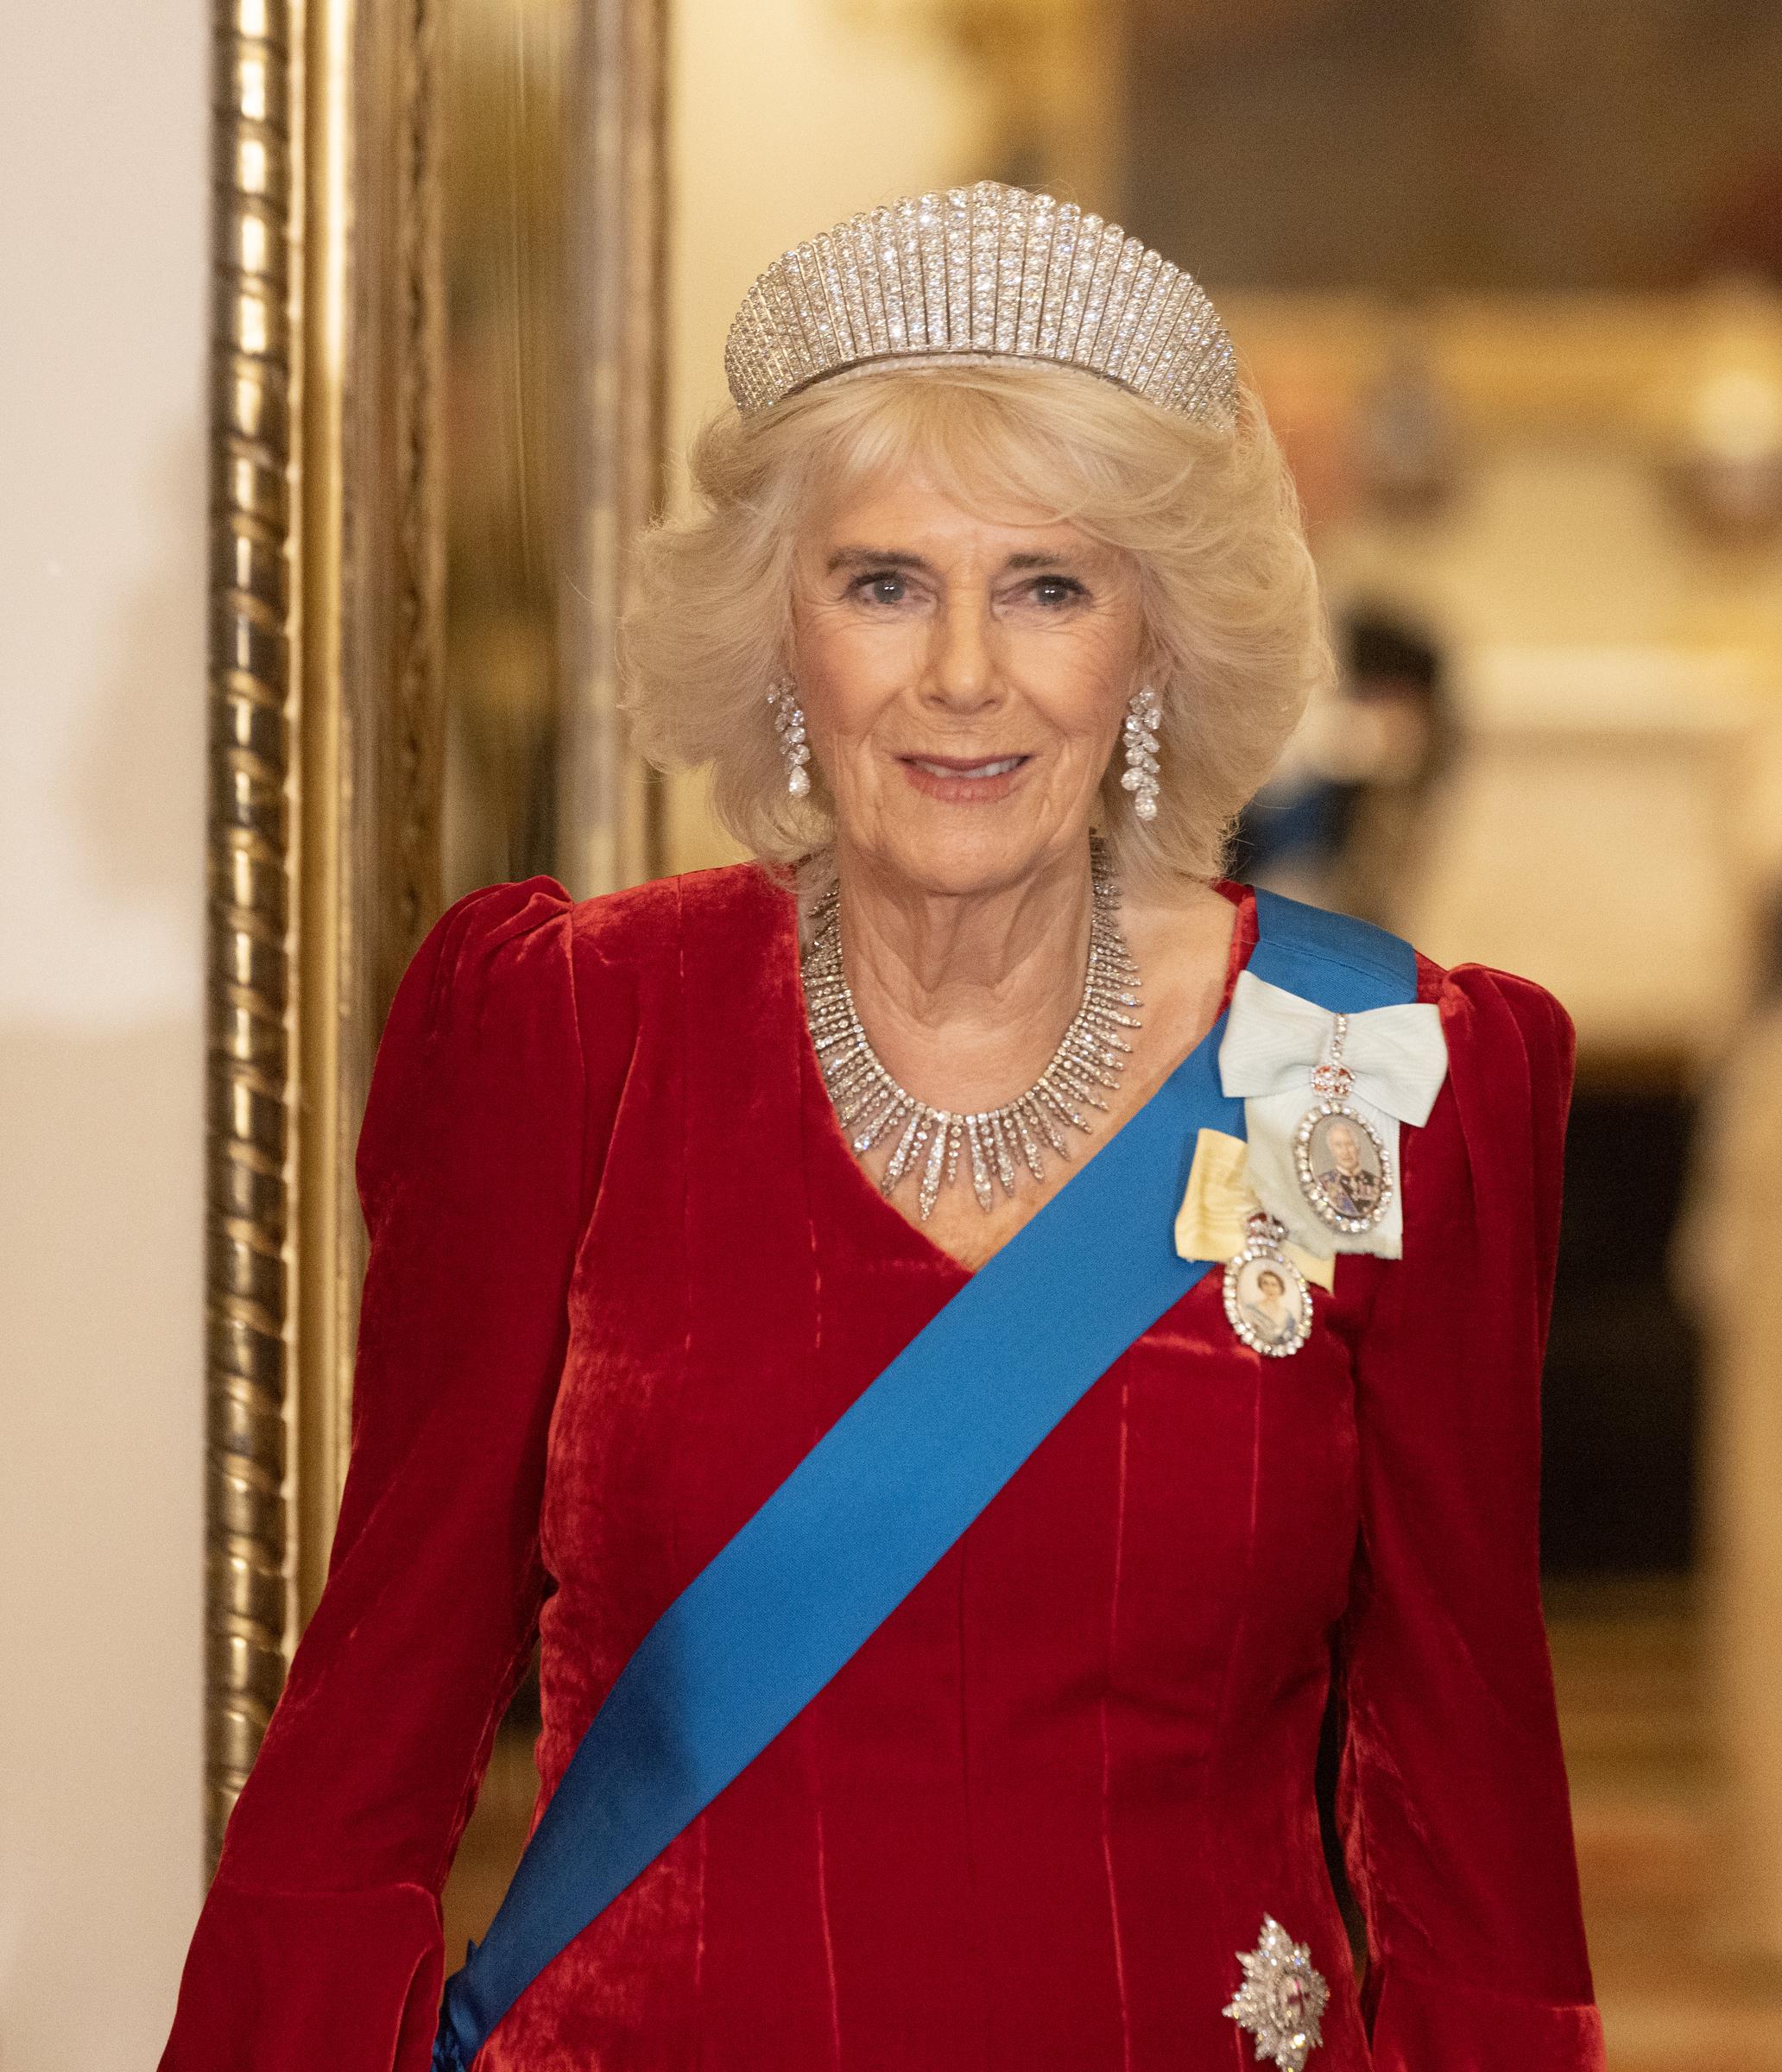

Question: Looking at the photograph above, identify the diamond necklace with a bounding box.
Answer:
[801,840,1144,1222]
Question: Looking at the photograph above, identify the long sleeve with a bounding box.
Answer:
[160,875,619,2072]
[1336,962,1607,2069]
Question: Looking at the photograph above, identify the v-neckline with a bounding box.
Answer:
[787,875,1258,1283]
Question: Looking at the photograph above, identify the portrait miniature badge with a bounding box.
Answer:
[1223,1210,1313,1359]
[1217,971,1448,1262]
[1174,1128,1332,1359]
[1293,1011,1393,1237]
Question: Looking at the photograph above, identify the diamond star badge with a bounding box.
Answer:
[1223,1914,1330,2069]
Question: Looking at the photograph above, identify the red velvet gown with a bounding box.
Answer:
[159,862,1607,2072]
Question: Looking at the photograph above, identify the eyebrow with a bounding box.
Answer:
[823,545,1090,576]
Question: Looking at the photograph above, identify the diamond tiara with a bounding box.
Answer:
[723,179,1239,430]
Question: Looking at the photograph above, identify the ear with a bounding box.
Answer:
[1130,617,1175,709]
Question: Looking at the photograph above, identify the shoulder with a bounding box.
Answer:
[1381,948,1579,1212]
[1233,881,1574,1085]
[360,878,591,1212]
[401,875,575,1024]
[566,856,790,975]
[365,866,788,1210]
[1225,880,1575,1076]
[391,862,789,1125]
[410,858,784,1010]
[1412,946,1577,1102]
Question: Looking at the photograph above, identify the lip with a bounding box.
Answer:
[896,751,1032,805]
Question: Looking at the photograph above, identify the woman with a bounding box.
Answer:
[1238,1265,1300,1350]
[160,181,1604,2070]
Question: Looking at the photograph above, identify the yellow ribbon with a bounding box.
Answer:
[1172,1128,1336,1292]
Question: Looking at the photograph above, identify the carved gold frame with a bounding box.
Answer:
[205,0,665,1864]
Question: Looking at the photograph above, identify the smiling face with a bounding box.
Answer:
[788,467,1147,898]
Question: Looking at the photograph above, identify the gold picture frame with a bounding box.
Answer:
[204,0,665,1866]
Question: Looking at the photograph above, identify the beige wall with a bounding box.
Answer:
[667,0,989,456]
[0,0,208,2063]
[1318,444,1782,1056]
[1228,290,1782,1053]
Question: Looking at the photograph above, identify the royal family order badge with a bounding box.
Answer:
[1221,1210,1312,1358]
[1292,1012,1393,1238]
[1223,1915,1329,2069]
[1217,970,1449,1263]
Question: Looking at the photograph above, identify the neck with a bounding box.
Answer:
[825,836,1103,1113]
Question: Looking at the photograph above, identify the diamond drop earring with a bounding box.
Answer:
[768,676,812,798]
[1121,685,1162,822]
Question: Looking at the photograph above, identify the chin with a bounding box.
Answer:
[875,818,1084,899]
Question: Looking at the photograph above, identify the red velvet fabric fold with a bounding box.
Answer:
[1368,1965,1608,2072]
[1336,963,1605,2067]
[166,1880,444,2069]
[157,862,1604,2072]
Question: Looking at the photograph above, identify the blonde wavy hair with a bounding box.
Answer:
[620,358,1330,892]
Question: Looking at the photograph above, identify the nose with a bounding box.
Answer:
[919,587,1004,714]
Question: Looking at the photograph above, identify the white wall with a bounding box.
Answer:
[0,0,208,2063]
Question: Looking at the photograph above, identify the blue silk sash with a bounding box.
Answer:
[432,886,1418,2069]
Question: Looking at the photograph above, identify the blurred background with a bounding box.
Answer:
[6,0,1782,2065]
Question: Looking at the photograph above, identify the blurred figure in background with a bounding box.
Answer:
[1673,881,1782,1974]
[1233,604,1457,932]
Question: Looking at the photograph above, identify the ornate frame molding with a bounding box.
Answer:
[206,0,446,1865]
[560,0,668,895]
[205,0,667,1865]
[207,0,306,1863]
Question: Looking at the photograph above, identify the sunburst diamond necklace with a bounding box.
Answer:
[801,840,1144,1222]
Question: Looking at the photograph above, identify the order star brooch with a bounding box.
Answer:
[1223,1915,1330,2069]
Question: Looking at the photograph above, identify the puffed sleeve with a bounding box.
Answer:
[159,875,619,2072]
[1336,963,1607,2069]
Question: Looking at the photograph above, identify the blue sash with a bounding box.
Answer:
[433,887,1417,2069]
